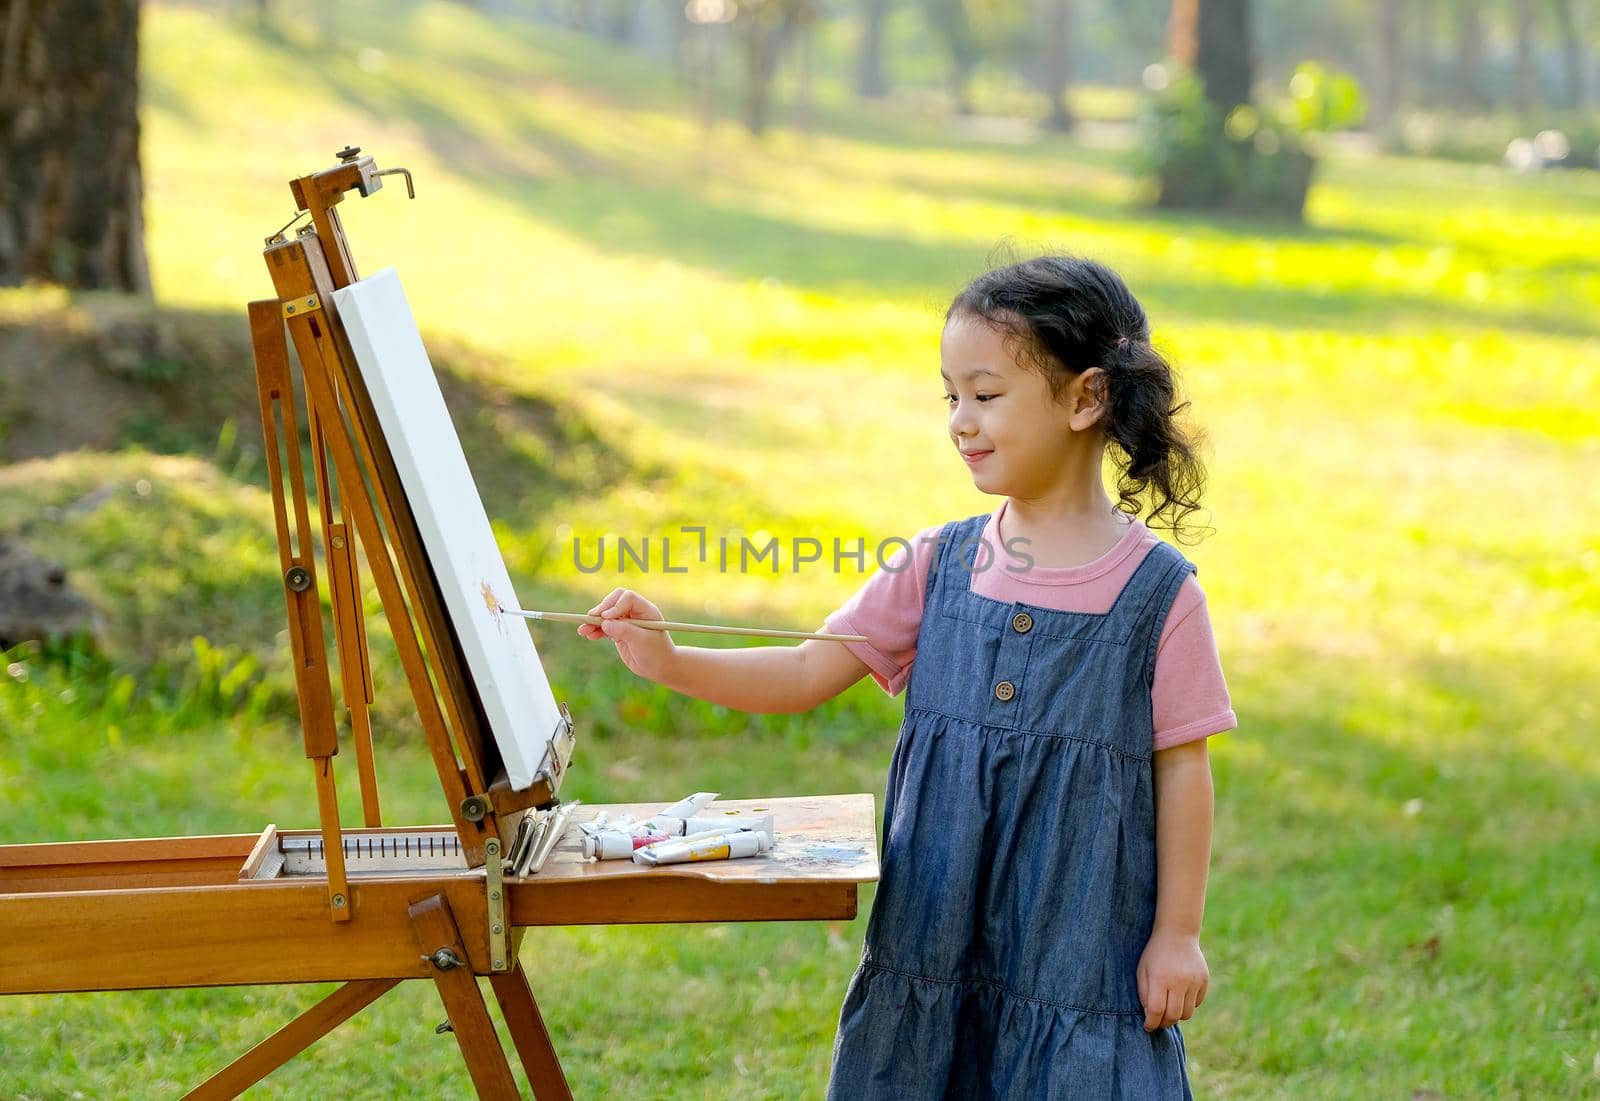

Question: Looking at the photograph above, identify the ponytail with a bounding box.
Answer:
[1101,336,1210,543]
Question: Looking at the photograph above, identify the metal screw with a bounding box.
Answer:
[285,304,296,314]
[331,893,346,908]
[485,839,500,856]
[493,959,504,969]
[331,535,345,550]
[490,890,500,901]
[491,923,503,935]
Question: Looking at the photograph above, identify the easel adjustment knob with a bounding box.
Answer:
[426,947,465,972]
[285,566,314,593]
[337,145,362,163]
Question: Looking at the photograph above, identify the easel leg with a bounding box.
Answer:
[411,894,521,1101]
[182,978,401,1100]
[490,961,574,1101]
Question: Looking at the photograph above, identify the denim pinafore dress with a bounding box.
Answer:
[827,513,1197,1100]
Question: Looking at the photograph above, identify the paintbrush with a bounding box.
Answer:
[498,606,867,644]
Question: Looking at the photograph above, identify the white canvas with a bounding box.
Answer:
[332,268,562,791]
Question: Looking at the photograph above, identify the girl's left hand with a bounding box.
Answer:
[1136,928,1209,1032]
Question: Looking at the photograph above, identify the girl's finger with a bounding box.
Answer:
[1135,963,1148,1011]
[1163,989,1184,1030]
[1142,981,1163,1032]
[1195,979,1208,1008]
[605,590,640,618]
[1181,987,1197,1021]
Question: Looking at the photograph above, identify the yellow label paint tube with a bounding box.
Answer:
[631,829,772,867]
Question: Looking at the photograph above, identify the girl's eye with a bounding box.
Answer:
[943,393,997,405]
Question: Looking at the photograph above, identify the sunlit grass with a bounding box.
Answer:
[2,1,1597,1097]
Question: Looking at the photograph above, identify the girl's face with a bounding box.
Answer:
[940,312,1103,497]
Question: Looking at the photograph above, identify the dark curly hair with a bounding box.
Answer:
[947,254,1212,544]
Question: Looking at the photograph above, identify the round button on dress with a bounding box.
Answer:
[1012,611,1034,633]
[993,679,1016,701]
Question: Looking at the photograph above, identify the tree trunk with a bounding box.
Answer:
[1166,0,1196,63]
[1044,0,1073,131]
[743,9,777,134]
[1373,0,1405,123]
[1513,0,1537,114]
[742,1,803,136]
[1455,1,1486,109]
[605,0,636,43]
[1196,0,1252,110]
[0,0,150,292]
[1168,0,1252,111]
[794,17,815,133]
[855,0,890,99]
[925,0,978,114]
[1412,0,1439,106]
[1553,0,1586,109]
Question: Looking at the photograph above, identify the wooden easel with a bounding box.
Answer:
[0,150,878,1098]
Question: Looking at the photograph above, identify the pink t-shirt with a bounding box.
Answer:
[823,500,1237,752]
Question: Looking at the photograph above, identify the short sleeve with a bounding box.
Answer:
[821,523,945,696]
[1151,576,1237,751]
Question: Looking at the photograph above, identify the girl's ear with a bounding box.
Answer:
[1069,368,1109,431]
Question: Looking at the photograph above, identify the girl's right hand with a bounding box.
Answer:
[577,587,677,683]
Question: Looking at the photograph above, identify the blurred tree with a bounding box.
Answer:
[1454,0,1487,108]
[685,0,736,133]
[924,0,981,112]
[738,0,815,134]
[1042,0,1075,130]
[1168,0,1254,109]
[1551,0,1587,108]
[1372,0,1405,123]
[0,0,150,292]
[856,0,892,98]
[1514,0,1537,112]
[603,0,638,42]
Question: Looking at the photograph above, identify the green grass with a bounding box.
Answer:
[3,1,1599,1097]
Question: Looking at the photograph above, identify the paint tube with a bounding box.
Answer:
[654,792,719,820]
[632,828,772,867]
[581,828,671,860]
[681,813,774,838]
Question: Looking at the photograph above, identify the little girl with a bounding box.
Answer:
[579,255,1235,1099]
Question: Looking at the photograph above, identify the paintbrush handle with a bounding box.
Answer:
[502,607,867,644]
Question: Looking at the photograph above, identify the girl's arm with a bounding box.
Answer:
[578,587,871,713]
[1136,738,1214,1032]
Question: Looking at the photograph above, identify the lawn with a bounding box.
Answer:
[2,2,1597,1097]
